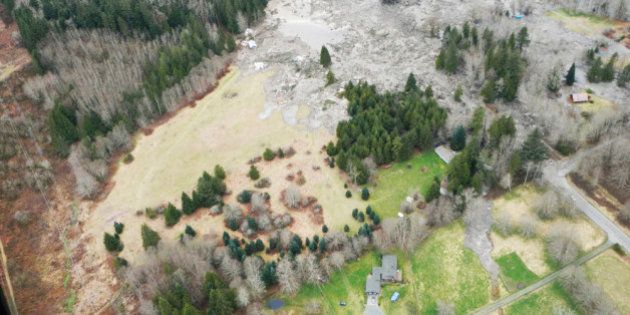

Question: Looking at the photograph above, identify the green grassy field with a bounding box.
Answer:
[281,251,379,314]
[496,252,540,292]
[507,282,578,315]
[368,151,446,218]
[283,222,491,314]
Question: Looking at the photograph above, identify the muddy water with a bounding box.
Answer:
[278,19,342,50]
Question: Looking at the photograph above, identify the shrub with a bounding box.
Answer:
[358,212,365,222]
[263,148,276,161]
[345,190,352,198]
[145,207,158,219]
[103,232,123,252]
[141,224,160,250]
[113,222,124,235]
[248,165,260,180]
[326,70,336,86]
[344,224,350,232]
[114,257,128,269]
[352,208,358,219]
[322,225,329,233]
[164,203,182,227]
[123,153,134,164]
[237,190,253,203]
[185,225,197,237]
[361,187,370,200]
[454,85,463,102]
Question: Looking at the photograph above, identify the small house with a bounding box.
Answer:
[570,93,591,104]
[435,145,457,164]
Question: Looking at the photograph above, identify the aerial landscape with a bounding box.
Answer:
[0,0,629,314]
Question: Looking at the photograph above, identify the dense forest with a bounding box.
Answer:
[436,24,529,103]
[328,75,447,185]
[6,0,267,197]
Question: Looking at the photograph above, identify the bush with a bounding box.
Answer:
[164,203,182,227]
[322,225,329,233]
[237,190,253,203]
[141,224,160,250]
[248,165,260,180]
[326,70,336,86]
[114,222,124,235]
[345,190,352,198]
[344,224,350,232]
[454,85,463,102]
[263,148,276,161]
[123,153,134,164]
[361,188,370,200]
[114,257,128,269]
[103,232,123,252]
[555,139,577,156]
[185,225,197,237]
[145,207,158,219]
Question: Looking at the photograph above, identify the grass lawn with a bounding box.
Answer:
[507,282,578,315]
[585,250,630,314]
[279,222,491,315]
[281,251,380,314]
[496,252,540,292]
[368,151,446,219]
[578,93,616,113]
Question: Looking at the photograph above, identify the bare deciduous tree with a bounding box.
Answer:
[277,257,300,295]
[547,228,579,266]
[284,185,302,209]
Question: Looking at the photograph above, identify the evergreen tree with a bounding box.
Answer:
[435,49,446,70]
[103,232,123,252]
[469,107,485,136]
[207,289,236,315]
[181,192,195,215]
[444,41,460,73]
[326,141,338,157]
[322,225,329,233]
[565,63,576,86]
[214,164,226,180]
[320,45,332,67]
[405,73,418,92]
[49,103,79,155]
[488,115,516,147]
[263,148,276,161]
[617,64,630,88]
[516,27,530,49]
[425,178,441,203]
[141,224,160,249]
[450,125,467,151]
[587,57,604,82]
[601,53,617,82]
[344,224,350,232]
[520,129,548,163]
[164,203,182,226]
[114,222,124,235]
[248,165,260,180]
[471,26,479,46]
[261,262,277,287]
[361,187,370,200]
[480,79,497,103]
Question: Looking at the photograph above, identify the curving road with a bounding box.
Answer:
[542,150,630,253]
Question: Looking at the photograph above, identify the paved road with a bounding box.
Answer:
[473,241,614,315]
[543,155,630,253]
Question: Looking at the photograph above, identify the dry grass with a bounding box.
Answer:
[585,250,630,314]
[546,9,620,36]
[82,67,365,263]
[491,185,605,275]
[577,94,616,113]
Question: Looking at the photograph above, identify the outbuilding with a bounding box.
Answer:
[570,93,591,103]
